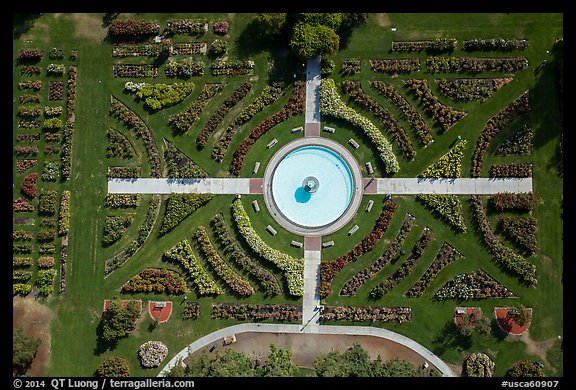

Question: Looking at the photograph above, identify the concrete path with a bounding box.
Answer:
[157,323,456,377]
[301,236,322,333]
[370,177,533,195]
[305,56,321,137]
[107,178,252,194]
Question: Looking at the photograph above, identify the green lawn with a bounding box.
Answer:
[12,13,562,378]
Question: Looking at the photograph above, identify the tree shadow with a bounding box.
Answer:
[13,13,41,39]
[431,320,472,356]
[93,317,119,355]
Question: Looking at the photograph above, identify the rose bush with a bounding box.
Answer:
[138,341,168,368]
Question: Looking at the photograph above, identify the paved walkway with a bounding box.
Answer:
[301,236,322,333]
[305,56,321,137]
[157,323,456,377]
[108,178,254,194]
[368,177,533,195]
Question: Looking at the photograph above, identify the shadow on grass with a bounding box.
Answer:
[431,320,472,356]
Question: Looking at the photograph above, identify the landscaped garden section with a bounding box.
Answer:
[13,13,562,378]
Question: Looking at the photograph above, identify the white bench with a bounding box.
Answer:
[323,126,335,133]
[291,126,303,133]
[348,225,360,236]
[366,162,374,174]
[322,240,335,248]
[253,161,261,174]
[252,200,260,212]
[267,139,278,149]
[366,199,374,212]
[290,240,303,248]
[348,139,360,149]
[266,225,277,236]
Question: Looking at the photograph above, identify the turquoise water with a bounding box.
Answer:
[271,146,353,227]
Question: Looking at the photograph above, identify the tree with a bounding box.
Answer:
[257,344,298,377]
[13,328,41,376]
[506,360,545,377]
[177,349,255,377]
[296,13,343,30]
[289,22,339,61]
[99,300,140,343]
[507,305,532,327]
[250,13,288,40]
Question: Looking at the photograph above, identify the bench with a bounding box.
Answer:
[365,162,374,174]
[322,240,335,248]
[348,225,360,236]
[290,240,303,248]
[348,138,360,149]
[323,126,335,133]
[253,161,261,174]
[252,200,260,212]
[267,139,278,149]
[266,225,277,236]
[366,199,374,212]
[291,126,304,133]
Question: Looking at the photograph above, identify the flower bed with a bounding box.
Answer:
[370,58,420,74]
[211,303,301,322]
[16,133,41,142]
[194,226,255,297]
[343,80,415,160]
[110,96,162,177]
[232,198,304,297]
[435,78,513,102]
[37,256,55,268]
[490,163,532,177]
[106,128,134,159]
[426,56,528,73]
[104,194,140,208]
[163,138,208,178]
[340,213,416,296]
[60,122,74,180]
[169,83,223,134]
[182,302,200,320]
[41,161,59,181]
[112,64,158,78]
[108,19,160,38]
[15,146,39,156]
[470,91,529,177]
[17,48,44,61]
[20,172,38,199]
[19,80,43,91]
[35,269,56,296]
[320,306,412,323]
[434,269,515,300]
[392,38,457,52]
[405,242,464,297]
[66,65,77,115]
[58,190,70,236]
[370,80,433,147]
[211,213,282,296]
[213,20,229,34]
[196,82,252,149]
[231,81,305,176]
[164,58,205,78]
[96,356,130,378]
[320,78,399,173]
[121,268,187,294]
[470,195,536,286]
[158,193,213,236]
[13,197,34,212]
[341,59,361,75]
[211,58,254,76]
[130,81,195,111]
[48,81,64,101]
[163,239,222,295]
[112,43,161,57]
[499,217,538,255]
[369,227,435,299]
[464,352,495,377]
[16,159,37,174]
[107,166,140,178]
[138,341,168,368]
[46,63,65,76]
[19,94,41,104]
[320,199,397,298]
[404,79,466,133]
[493,124,532,156]
[165,19,208,35]
[463,38,529,51]
[13,257,33,268]
[171,42,207,56]
[104,195,160,276]
[211,82,284,162]
[102,215,134,246]
[489,192,536,211]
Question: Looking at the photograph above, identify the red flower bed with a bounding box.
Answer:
[20,172,38,199]
[13,197,35,212]
[490,192,536,211]
[495,307,531,335]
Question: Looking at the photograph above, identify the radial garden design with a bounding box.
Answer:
[12,13,563,379]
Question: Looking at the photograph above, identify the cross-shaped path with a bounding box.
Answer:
[107,57,532,336]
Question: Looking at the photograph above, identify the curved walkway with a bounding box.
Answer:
[157,323,456,377]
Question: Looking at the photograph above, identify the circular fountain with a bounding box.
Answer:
[263,137,363,236]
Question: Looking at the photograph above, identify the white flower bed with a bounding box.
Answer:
[138,341,168,368]
[319,79,399,174]
[232,199,304,296]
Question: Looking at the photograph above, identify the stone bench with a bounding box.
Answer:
[291,126,303,133]
[252,200,260,212]
[322,241,335,248]
[266,225,277,236]
[267,139,278,149]
[348,138,360,149]
[323,126,335,133]
[290,240,303,248]
[253,161,261,174]
[366,162,374,174]
[348,225,360,236]
[366,199,374,212]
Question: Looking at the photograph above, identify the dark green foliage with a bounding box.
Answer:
[289,22,339,60]
[102,215,134,246]
[99,300,141,343]
[106,128,134,159]
[13,328,41,376]
[506,360,545,377]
